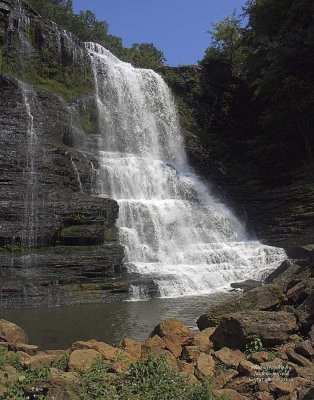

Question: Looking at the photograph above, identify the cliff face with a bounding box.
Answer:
[163,65,314,249]
[0,0,124,307]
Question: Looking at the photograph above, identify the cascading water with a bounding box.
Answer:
[20,82,38,250]
[86,43,286,299]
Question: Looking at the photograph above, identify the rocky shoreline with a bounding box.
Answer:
[0,247,313,399]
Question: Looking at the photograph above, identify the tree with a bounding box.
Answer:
[203,10,245,76]
[128,43,166,69]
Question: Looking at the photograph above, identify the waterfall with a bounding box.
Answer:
[19,82,38,249]
[86,43,286,299]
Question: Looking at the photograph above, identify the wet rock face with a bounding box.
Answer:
[0,58,124,304]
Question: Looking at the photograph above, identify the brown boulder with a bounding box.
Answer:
[286,349,312,367]
[214,347,246,368]
[211,369,238,390]
[248,351,269,365]
[238,360,259,377]
[119,338,142,360]
[195,352,215,380]
[181,346,200,363]
[191,328,214,352]
[151,319,193,345]
[49,368,80,389]
[0,320,28,344]
[213,388,248,400]
[225,375,256,394]
[23,352,64,369]
[72,340,134,363]
[253,392,274,400]
[9,343,38,356]
[211,311,297,350]
[295,340,314,360]
[177,360,195,375]
[68,349,100,372]
[163,336,182,358]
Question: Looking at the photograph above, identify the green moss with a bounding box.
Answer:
[104,226,118,242]
[33,75,93,102]
[79,104,98,134]
[60,225,88,238]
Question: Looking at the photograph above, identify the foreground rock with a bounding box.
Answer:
[211,311,297,350]
[197,283,284,329]
[0,319,28,344]
[0,312,313,400]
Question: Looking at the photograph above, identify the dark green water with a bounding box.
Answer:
[0,293,232,349]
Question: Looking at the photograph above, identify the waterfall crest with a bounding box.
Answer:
[86,42,286,299]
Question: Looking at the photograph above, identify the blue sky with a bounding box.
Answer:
[73,0,247,66]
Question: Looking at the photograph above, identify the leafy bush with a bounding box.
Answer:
[78,353,213,400]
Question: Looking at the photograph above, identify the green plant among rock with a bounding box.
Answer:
[53,354,69,372]
[245,337,264,354]
[77,353,213,400]
[0,348,50,400]
[213,357,230,373]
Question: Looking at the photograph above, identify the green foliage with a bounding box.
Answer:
[214,357,230,372]
[0,347,21,370]
[53,354,69,372]
[126,43,166,70]
[203,10,245,76]
[246,337,264,354]
[78,354,213,400]
[0,348,50,400]
[194,0,314,183]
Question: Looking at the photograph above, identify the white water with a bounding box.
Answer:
[19,82,38,249]
[86,42,286,299]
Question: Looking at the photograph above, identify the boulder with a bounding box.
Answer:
[294,340,314,360]
[309,325,314,343]
[23,353,63,369]
[295,293,314,332]
[151,319,193,345]
[68,349,100,372]
[269,379,295,396]
[286,282,307,304]
[163,336,182,358]
[197,284,284,330]
[49,368,80,389]
[230,280,262,290]
[225,376,256,394]
[119,338,142,360]
[195,353,215,380]
[214,347,246,368]
[211,311,297,350]
[213,388,248,400]
[177,360,195,375]
[0,320,28,344]
[9,343,38,356]
[211,369,238,390]
[191,328,214,352]
[248,351,269,365]
[253,392,274,400]
[286,349,312,367]
[286,245,314,264]
[264,261,302,287]
[144,335,165,354]
[181,346,200,363]
[72,340,133,362]
[237,360,259,377]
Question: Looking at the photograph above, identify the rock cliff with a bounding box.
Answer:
[0,0,124,306]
